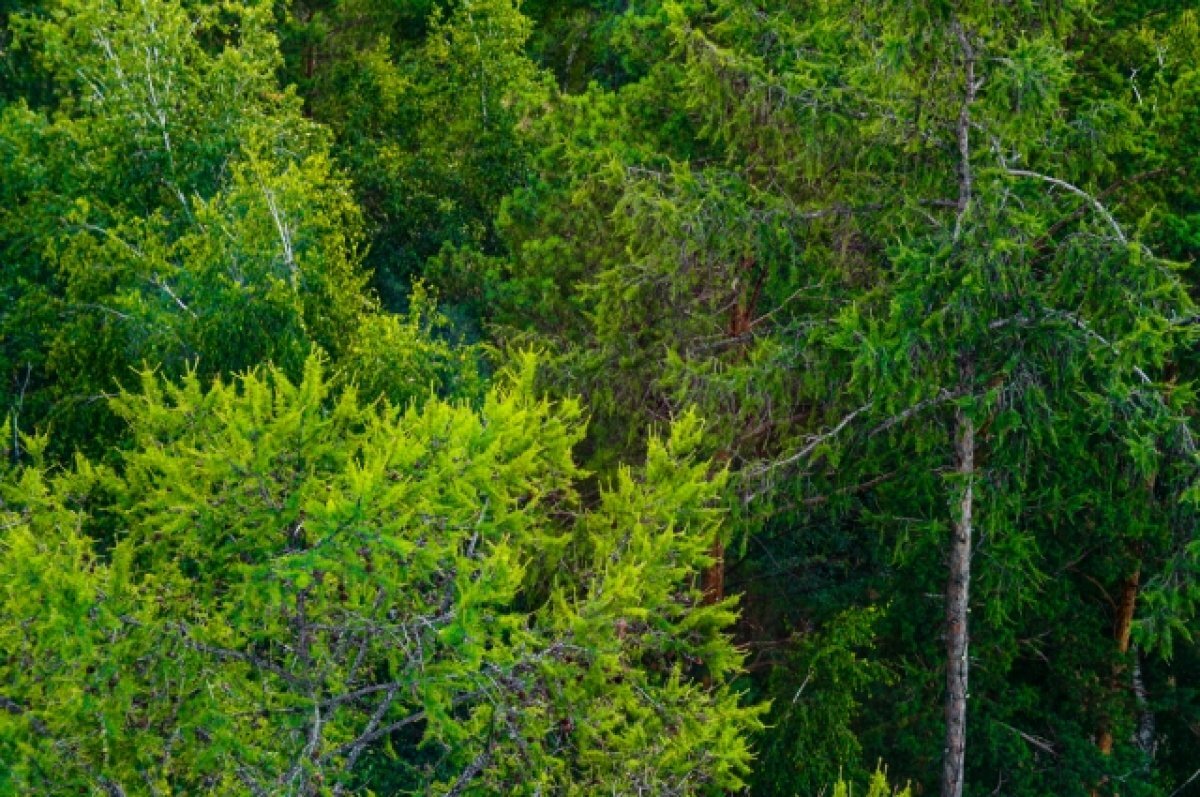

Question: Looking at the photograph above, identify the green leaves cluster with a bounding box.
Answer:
[0,356,762,795]
[0,0,370,455]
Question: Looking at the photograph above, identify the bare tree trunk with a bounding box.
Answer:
[943,26,977,793]
[1096,576,1155,796]
[1093,570,1156,797]
[942,361,975,797]
[1098,571,1140,756]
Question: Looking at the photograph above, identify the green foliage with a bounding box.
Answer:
[0,355,763,794]
[276,0,551,309]
[0,0,374,457]
[755,608,893,796]
[3,0,1200,793]
[341,282,485,408]
[833,765,912,797]
[429,0,1200,792]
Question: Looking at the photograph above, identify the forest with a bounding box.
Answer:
[1,0,1198,794]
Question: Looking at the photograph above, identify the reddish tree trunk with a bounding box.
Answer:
[1098,571,1140,756]
[702,537,725,604]
[700,257,760,606]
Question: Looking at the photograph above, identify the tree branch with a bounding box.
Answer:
[1005,168,1127,245]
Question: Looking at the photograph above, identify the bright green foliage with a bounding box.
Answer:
[833,765,912,797]
[0,0,371,456]
[341,282,485,409]
[0,356,762,795]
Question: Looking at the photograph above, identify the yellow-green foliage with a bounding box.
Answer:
[832,765,912,797]
[0,355,763,795]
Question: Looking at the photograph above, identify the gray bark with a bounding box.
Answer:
[942,361,975,797]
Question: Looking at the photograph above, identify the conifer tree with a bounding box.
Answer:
[3,0,1199,792]
[437,1,1200,791]
[0,356,763,795]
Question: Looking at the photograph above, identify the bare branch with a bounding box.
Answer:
[744,402,871,482]
[322,706,430,763]
[98,777,129,797]
[1168,766,1200,797]
[869,389,962,437]
[151,274,196,318]
[1033,168,1179,252]
[332,685,399,791]
[176,626,308,688]
[998,722,1058,757]
[1005,168,1127,245]
[253,170,298,282]
[445,747,492,797]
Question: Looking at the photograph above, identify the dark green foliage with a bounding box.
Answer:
[429,0,1200,792]
[275,0,549,310]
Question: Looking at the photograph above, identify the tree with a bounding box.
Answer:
[0,355,763,795]
[438,0,1200,792]
[275,0,550,311]
[3,0,1199,792]
[0,0,371,458]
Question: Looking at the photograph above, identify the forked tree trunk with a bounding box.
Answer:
[942,366,975,797]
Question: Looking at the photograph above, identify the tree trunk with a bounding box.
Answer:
[701,537,725,604]
[701,257,760,606]
[1132,651,1154,755]
[943,18,977,794]
[1093,570,1153,797]
[942,364,975,797]
[1098,571,1140,756]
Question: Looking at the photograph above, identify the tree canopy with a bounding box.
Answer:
[2,0,1199,794]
